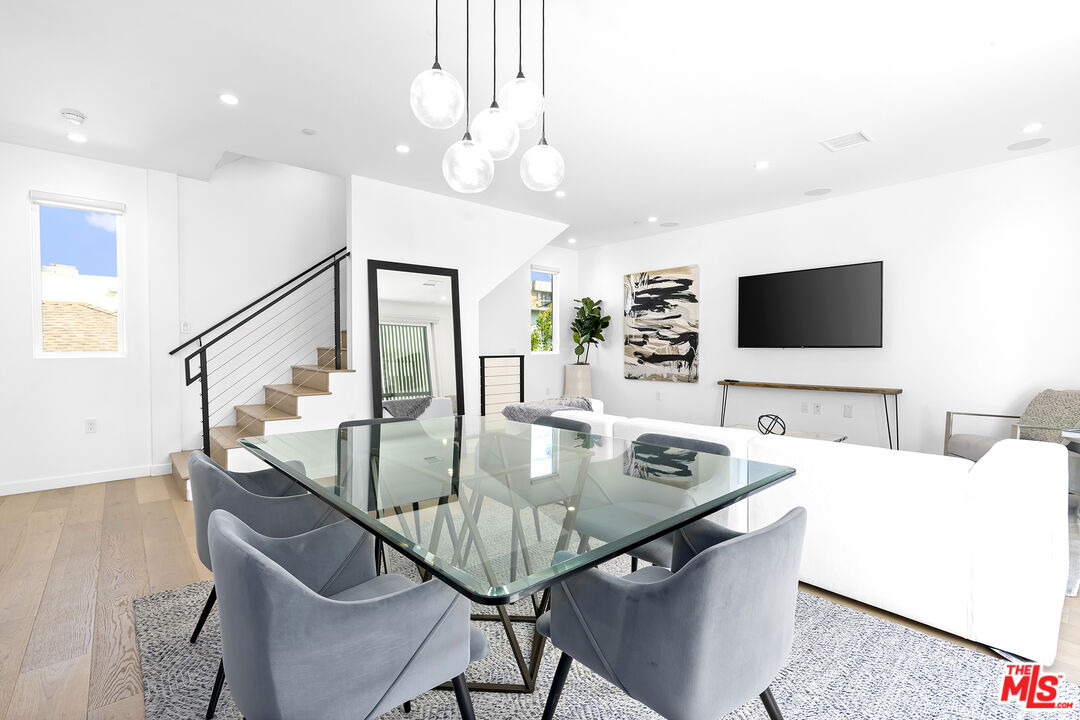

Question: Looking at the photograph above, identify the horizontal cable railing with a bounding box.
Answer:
[171,247,349,454]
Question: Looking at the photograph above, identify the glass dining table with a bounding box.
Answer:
[239,415,796,693]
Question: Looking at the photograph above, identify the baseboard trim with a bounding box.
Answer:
[0,464,168,497]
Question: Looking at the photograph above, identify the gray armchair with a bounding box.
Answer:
[188,451,342,643]
[945,389,1080,493]
[538,507,807,720]
[207,508,488,720]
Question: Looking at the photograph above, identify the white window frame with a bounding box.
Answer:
[30,191,127,359]
[530,264,559,355]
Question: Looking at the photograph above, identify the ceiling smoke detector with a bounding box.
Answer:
[60,109,86,125]
[820,131,873,152]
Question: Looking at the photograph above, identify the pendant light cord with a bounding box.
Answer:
[465,0,470,135]
[491,0,497,103]
[541,0,546,140]
[434,0,439,65]
[517,0,523,74]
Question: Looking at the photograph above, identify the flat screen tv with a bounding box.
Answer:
[738,261,883,348]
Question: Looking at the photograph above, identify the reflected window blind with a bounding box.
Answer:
[379,323,433,399]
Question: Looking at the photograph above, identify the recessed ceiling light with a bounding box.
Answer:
[805,188,832,197]
[218,93,240,106]
[1007,138,1051,152]
[60,109,86,125]
[555,190,566,198]
[1022,122,1043,134]
[567,237,577,244]
[754,160,770,171]
[301,128,317,136]
[440,295,447,301]
[647,216,658,223]
[395,144,411,154]
[67,132,87,143]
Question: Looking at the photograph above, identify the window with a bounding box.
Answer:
[530,424,558,479]
[379,322,434,399]
[530,267,557,353]
[31,192,125,357]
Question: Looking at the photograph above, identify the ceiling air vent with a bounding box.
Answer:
[820,131,873,152]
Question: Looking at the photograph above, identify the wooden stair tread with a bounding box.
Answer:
[169,450,193,481]
[210,425,248,450]
[292,364,355,373]
[235,404,300,421]
[264,383,331,397]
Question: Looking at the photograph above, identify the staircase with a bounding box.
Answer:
[167,248,356,500]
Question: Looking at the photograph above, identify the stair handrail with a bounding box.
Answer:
[169,246,349,357]
[171,245,350,455]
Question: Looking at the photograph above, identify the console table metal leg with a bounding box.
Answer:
[883,393,893,450]
[895,394,900,450]
[720,385,729,426]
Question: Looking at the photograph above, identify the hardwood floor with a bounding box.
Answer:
[0,477,1078,718]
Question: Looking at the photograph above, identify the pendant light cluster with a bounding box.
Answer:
[410,0,563,194]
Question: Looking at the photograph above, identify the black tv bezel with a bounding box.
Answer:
[737,260,883,349]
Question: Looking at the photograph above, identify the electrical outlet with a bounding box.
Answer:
[655,391,662,401]
[812,402,822,416]
[181,321,192,333]
[843,404,854,419]
[84,418,98,434]
[801,401,809,414]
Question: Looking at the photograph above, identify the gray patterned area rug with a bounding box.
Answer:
[134,552,1080,720]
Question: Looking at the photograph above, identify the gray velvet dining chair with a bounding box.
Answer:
[538,507,807,720]
[207,508,487,720]
[574,432,732,571]
[188,451,343,643]
[533,414,592,434]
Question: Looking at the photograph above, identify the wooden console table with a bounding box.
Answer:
[716,380,903,449]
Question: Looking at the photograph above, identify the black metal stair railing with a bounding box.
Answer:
[169,247,350,454]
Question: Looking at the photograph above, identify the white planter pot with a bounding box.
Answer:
[564,364,593,398]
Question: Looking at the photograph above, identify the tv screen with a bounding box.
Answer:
[738,261,883,348]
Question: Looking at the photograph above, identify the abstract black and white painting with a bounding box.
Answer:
[623,265,699,382]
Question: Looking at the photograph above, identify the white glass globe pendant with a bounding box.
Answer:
[410,0,464,129]
[520,137,564,191]
[443,131,495,193]
[470,102,520,160]
[410,63,465,129]
[498,72,544,129]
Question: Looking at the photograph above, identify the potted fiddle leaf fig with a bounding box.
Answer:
[565,297,611,397]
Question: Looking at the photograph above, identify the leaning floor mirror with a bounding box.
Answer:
[368,260,464,419]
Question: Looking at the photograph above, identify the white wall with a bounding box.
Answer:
[0,142,181,493]
[347,176,567,418]
[580,146,1080,454]
[176,157,346,449]
[479,245,581,401]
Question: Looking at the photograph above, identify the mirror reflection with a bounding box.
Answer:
[372,264,462,419]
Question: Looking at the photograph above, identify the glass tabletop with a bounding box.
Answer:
[239,416,796,605]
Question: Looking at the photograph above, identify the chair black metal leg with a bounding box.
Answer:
[542,653,573,720]
[206,658,225,719]
[630,557,639,572]
[403,700,412,713]
[190,586,216,643]
[451,673,475,720]
[760,686,785,720]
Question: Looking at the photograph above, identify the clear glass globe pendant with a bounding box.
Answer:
[443,132,495,193]
[410,62,465,129]
[498,72,544,129]
[470,102,520,161]
[520,137,564,191]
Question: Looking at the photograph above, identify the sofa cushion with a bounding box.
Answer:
[551,410,625,437]
[946,433,999,462]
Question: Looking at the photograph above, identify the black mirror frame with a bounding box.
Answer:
[367,259,465,418]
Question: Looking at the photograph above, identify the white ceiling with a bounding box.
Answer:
[377,269,452,306]
[2,0,1078,249]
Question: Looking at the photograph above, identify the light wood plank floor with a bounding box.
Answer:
[0,477,1077,718]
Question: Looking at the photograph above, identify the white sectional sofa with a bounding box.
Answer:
[551,410,1069,664]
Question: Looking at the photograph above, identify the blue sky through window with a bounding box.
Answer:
[40,204,118,277]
